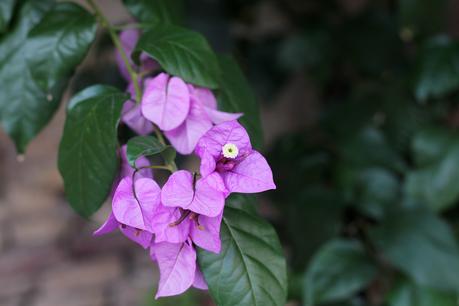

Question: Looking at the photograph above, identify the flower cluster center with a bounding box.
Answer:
[222,143,239,159]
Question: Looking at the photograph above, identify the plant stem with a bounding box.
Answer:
[85,0,141,103]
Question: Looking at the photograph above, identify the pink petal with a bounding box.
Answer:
[165,101,213,154]
[154,241,196,298]
[190,213,222,253]
[162,171,225,217]
[205,108,243,125]
[119,145,152,179]
[122,100,154,135]
[120,226,153,249]
[193,266,208,290]
[161,170,194,208]
[152,205,190,244]
[141,73,190,131]
[191,86,217,109]
[93,212,118,236]
[199,150,216,177]
[222,150,276,193]
[195,120,252,159]
[190,174,225,217]
[112,177,161,232]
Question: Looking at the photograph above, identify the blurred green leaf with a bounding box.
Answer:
[0,1,96,153]
[216,55,263,149]
[339,126,406,173]
[405,127,459,211]
[415,36,459,101]
[336,166,399,219]
[0,0,54,153]
[303,239,377,306]
[123,0,184,25]
[58,85,127,217]
[0,0,15,33]
[198,203,287,306]
[340,11,402,76]
[286,187,344,269]
[387,277,457,306]
[370,208,459,292]
[278,28,333,82]
[399,0,448,38]
[135,25,221,88]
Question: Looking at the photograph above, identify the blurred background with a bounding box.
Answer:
[2,0,459,305]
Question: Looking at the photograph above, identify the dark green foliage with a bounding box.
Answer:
[198,199,287,306]
[135,24,221,88]
[0,1,96,153]
[58,86,127,217]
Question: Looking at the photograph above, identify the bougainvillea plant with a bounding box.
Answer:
[0,0,287,305]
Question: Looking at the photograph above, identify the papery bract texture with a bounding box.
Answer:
[164,99,212,154]
[190,212,223,253]
[221,150,276,193]
[196,120,252,158]
[152,204,190,244]
[162,171,225,217]
[93,212,153,249]
[112,177,160,232]
[193,266,208,290]
[154,241,197,298]
[142,73,190,131]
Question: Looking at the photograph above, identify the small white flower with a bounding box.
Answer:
[222,143,239,159]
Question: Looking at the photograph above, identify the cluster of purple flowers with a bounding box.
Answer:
[94,29,276,298]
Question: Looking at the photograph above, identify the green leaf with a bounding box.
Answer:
[303,239,377,306]
[370,208,459,292]
[339,126,406,173]
[123,0,184,25]
[0,0,54,153]
[27,2,96,92]
[126,135,170,167]
[415,36,459,101]
[135,25,220,88]
[217,55,263,149]
[404,127,459,211]
[0,1,96,153]
[198,204,287,306]
[387,277,457,306]
[399,0,448,38]
[0,0,15,33]
[58,85,128,217]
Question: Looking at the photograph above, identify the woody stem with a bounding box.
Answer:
[85,0,142,103]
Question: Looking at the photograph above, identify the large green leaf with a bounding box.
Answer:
[387,278,457,306]
[27,2,96,92]
[0,1,96,153]
[135,25,220,88]
[0,0,54,152]
[0,0,15,33]
[415,36,459,101]
[370,208,459,292]
[217,55,263,149]
[303,239,377,306]
[58,86,128,217]
[123,0,184,25]
[404,127,459,211]
[198,203,287,306]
